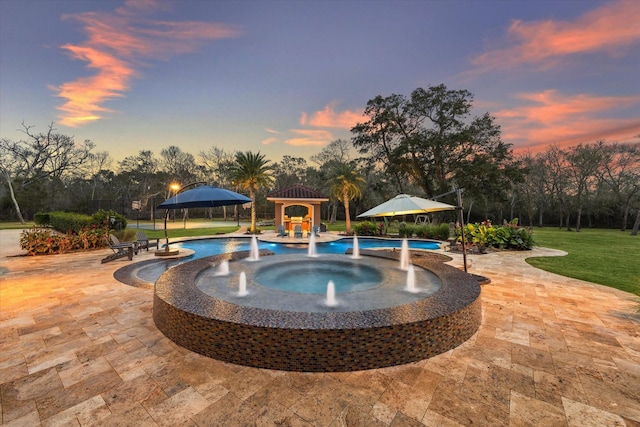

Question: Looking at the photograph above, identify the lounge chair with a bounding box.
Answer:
[294,225,303,238]
[277,224,287,237]
[101,234,138,263]
[312,225,320,236]
[136,231,159,250]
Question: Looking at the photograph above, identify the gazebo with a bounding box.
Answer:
[267,184,328,234]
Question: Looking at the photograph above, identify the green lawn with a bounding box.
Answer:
[138,226,241,239]
[527,228,640,296]
[0,221,36,229]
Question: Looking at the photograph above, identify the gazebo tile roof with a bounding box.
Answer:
[267,184,327,200]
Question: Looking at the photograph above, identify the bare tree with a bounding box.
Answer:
[310,139,356,223]
[199,146,234,186]
[272,155,308,189]
[631,208,640,236]
[160,145,198,184]
[600,143,640,230]
[0,139,24,222]
[118,150,162,219]
[516,153,549,227]
[565,142,607,231]
[310,139,353,166]
[0,122,94,223]
[543,146,573,230]
[85,151,112,200]
[199,146,235,219]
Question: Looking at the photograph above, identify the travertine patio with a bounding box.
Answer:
[1,230,638,426]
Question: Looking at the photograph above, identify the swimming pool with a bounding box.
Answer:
[133,237,442,285]
[173,236,441,259]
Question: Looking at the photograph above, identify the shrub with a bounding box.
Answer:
[354,221,377,236]
[20,225,110,255]
[434,223,450,240]
[34,212,51,226]
[111,229,137,242]
[414,225,433,239]
[399,223,417,238]
[49,211,93,233]
[413,223,451,240]
[91,209,128,230]
[456,218,535,251]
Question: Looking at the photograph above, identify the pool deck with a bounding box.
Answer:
[1,229,639,426]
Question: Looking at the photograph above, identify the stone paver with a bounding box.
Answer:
[1,231,638,426]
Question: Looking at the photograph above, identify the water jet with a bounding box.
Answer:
[248,236,260,261]
[308,232,318,257]
[238,271,248,296]
[405,264,418,293]
[325,280,337,306]
[215,260,229,276]
[400,239,410,270]
[351,235,360,259]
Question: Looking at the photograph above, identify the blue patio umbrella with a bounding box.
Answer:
[156,185,251,254]
[157,185,251,210]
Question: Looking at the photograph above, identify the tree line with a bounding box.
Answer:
[2,84,639,234]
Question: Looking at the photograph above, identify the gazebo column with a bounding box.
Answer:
[274,203,283,230]
[312,202,322,230]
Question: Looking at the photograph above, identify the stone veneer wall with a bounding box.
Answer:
[153,249,482,372]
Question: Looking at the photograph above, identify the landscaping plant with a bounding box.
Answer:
[20,225,110,255]
[457,219,535,251]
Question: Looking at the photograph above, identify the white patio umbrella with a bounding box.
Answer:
[359,191,471,274]
[357,194,455,218]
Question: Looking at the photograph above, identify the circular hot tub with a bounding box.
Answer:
[153,249,481,372]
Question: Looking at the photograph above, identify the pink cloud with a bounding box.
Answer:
[472,1,640,71]
[53,1,241,127]
[300,105,364,129]
[495,90,640,152]
[261,137,278,145]
[285,129,334,147]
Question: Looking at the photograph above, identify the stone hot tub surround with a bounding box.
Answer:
[153,249,481,372]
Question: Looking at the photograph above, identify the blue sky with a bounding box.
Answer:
[1,0,639,164]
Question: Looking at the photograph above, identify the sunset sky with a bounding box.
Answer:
[1,0,639,164]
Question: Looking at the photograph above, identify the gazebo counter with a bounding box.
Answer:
[153,249,481,372]
[283,215,311,232]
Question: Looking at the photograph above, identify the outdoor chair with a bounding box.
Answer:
[277,224,287,237]
[312,225,320,236]
[101,234,138,263]
[136,231,159,250]
[294,225,303,238]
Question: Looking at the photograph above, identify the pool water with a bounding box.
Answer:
[253,259,383,294]
[173,237,440,259]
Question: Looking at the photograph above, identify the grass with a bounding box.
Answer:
[0,221,36,229]
[527,227,640,296]
[137,226,241,239]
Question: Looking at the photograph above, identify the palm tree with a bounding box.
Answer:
[329,163,366,234]
[230,151,274,233]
